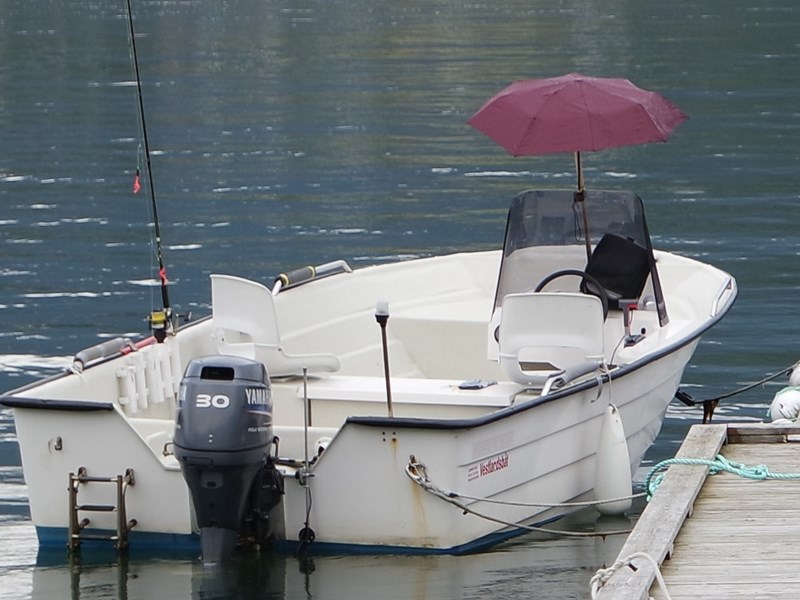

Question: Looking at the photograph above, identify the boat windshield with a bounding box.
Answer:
[492,189,667,326]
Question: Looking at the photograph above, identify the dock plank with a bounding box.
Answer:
[593,423,727,600]
[594,423,800,599]
[651,439,800,599]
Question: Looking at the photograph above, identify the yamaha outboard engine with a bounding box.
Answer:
[174,356,281,563]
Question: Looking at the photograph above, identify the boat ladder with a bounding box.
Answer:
[68,466,137,551]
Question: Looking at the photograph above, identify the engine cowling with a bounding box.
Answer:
[173,355,274,562]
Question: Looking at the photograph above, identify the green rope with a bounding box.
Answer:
[645,454,800,499]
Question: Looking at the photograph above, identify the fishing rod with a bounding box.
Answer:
[125,0,173,341]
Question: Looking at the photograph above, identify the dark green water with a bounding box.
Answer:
[1,1,798,597]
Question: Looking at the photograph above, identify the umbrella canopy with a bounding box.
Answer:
[468,73,687,191]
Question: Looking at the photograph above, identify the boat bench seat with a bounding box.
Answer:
[299,376,521,407]
[388,298,500,380]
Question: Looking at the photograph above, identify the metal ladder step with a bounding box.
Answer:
[76,504,116,512]
[75,475,122,483]
[68,466,136,551]
[71,533,121,542]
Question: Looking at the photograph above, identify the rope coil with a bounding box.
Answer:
[645,453,800,499]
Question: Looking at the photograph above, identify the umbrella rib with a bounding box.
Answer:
[575,80,597,150]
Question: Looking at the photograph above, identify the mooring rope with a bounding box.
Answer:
[678,359,800,423]
[645,453,800,499]
[590,551,672,600]
[698,360,799,404]
[405,456,639,538]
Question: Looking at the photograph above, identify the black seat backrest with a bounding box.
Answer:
[581,233,651,308]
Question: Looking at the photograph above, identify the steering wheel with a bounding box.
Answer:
[534,269,609,320]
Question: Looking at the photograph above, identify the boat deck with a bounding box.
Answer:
[594,422,800,599]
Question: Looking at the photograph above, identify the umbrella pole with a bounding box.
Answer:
[574,152,592,262]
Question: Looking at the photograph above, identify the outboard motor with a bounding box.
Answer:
[174,356,282,563]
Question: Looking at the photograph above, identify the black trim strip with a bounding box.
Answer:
[0,396,114,412]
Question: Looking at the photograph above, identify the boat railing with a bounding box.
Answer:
[711,277,736,318]
[272,259,352,294]
[71,337,135,374]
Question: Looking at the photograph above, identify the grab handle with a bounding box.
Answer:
[272,260,352,294]
[710,277,735,318]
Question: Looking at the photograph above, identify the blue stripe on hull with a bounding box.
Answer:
[36,526,200,552]
[35,512,563,556]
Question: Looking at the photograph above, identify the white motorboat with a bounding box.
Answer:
[1,188,736,560]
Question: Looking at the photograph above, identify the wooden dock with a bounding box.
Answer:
[593,422,800,600]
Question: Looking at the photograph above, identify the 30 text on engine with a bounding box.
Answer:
[195,394,230,408]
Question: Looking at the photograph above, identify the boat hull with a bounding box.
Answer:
[7,338,694,553]
[2,243,735,554]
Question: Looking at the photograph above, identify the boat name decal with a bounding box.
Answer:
[468,452,509,481]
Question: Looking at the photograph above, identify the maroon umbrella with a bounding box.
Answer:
[468,73,687,191]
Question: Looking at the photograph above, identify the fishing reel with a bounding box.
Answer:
[148,307,191,343]
[148,308,175,343]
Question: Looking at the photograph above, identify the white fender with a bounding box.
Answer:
[768,386,800,421]
[790,363,800,388]
[595,404,632,515]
